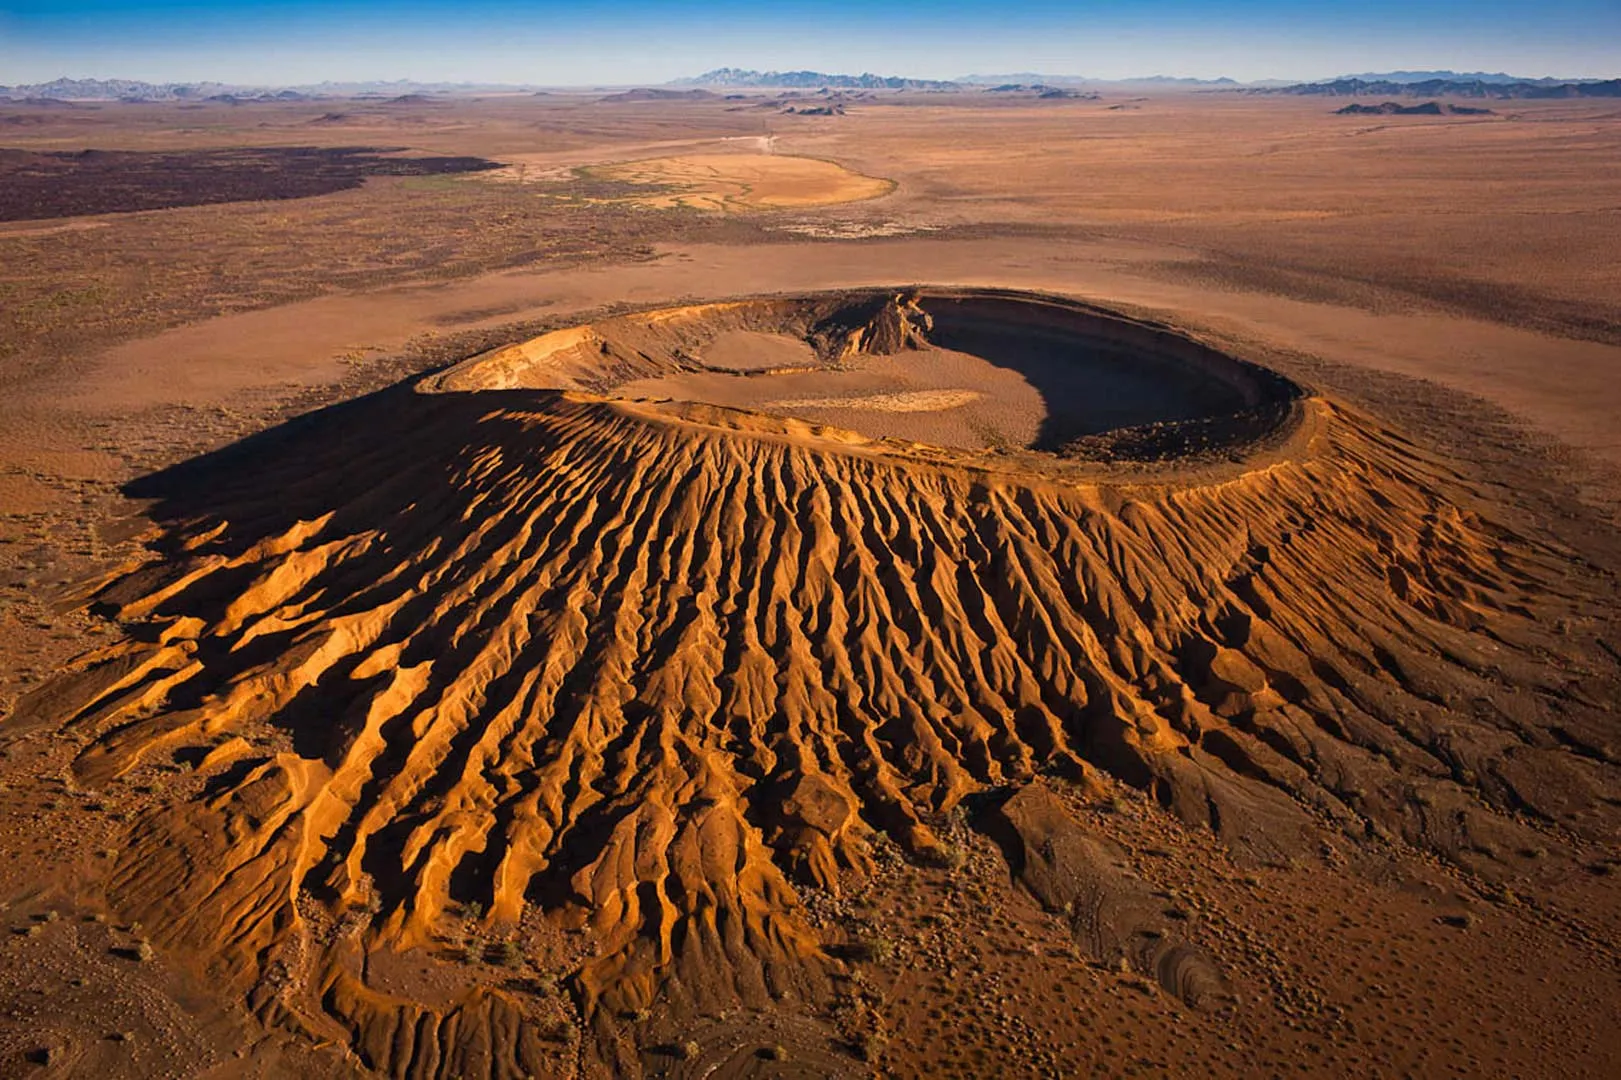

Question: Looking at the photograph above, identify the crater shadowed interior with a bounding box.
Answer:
[431,288,1303,460]
[917,293,1292,452]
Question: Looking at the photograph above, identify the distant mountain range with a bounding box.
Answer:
[0,78,237,101]
[674,69,1619,93]
[4,70,1617,103]
[957,73,1243,87]
[1264,77,1621,99]
[0,77,539,102]
[672,69,960,91]
[1328,70,1600,86]
[678,69,1246,89]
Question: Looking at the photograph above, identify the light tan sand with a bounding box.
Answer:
[764,388,983,412]
[618,344,1044,450]
[697,329,818,371]
[586,152,893,210]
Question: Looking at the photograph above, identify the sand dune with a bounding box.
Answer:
[13,289,1614,1076]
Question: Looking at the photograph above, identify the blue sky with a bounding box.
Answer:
[2,1,1617,85]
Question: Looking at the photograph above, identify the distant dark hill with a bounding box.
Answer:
[596,87,718,103]
[985,84,1098,100]
[1335,101,1495,116]
[1267,78,1621,99]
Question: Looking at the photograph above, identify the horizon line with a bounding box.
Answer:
[7,68,1618,93]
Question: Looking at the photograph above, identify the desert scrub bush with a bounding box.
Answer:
[849,1031,885,1061]
[921,842,966,870]
[850,933,894,963]
[488,939,522,967]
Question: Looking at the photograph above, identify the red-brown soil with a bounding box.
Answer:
[7,288,1618,1077]
[0,92,1618,1079]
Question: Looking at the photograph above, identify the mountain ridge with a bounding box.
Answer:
[1260,77,1621,99]
[671,68,961,90]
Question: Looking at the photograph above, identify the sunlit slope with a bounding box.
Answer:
[17,292,1614,1078]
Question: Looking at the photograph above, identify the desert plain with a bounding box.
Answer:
[0,87,1618,1078]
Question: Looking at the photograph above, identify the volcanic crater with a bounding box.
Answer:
[13,288,1618,1077]
[420,289,1303,463]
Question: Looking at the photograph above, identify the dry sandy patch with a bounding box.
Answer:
[586,152,893,210]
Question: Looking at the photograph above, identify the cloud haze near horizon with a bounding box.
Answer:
[2,0,1618,85]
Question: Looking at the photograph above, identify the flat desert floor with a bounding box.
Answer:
[0,90,1618,1078]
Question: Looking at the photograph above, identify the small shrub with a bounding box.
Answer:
[853,934,894,963]
[849,1031,884,1061]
